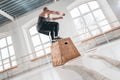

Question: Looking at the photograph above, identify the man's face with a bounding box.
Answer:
[45,8,49,12]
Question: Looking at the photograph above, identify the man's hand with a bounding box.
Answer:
[59,16,63,19]
[62,13,65,16]
[51,16,63,21]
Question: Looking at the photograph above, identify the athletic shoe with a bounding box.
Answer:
[54,36,62,40]
[52,40,56,43]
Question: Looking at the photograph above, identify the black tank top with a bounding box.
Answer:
[37,16,50,32]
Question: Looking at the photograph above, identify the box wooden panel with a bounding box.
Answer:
[51,38,80,66]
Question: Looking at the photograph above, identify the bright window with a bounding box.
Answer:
[70,8,80,18]
[88,1,99,10]
[79,4,90,14]
[0,36,17,72]
[93,9,105,21]
[29,25,51,59]
[83,13,95,25]
[91,29,101,36]
[70,0,112,40]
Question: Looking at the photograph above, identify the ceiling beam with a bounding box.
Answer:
[0,9,14,21]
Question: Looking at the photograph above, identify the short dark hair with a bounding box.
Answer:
[43,7,48,11]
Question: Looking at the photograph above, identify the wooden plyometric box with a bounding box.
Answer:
[51,38,80,66]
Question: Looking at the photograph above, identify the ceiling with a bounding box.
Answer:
[0,0,54,26]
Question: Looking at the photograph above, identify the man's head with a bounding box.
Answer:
[43,7,49,12]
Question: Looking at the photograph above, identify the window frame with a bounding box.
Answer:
[0,35,17,72]
[28,25,52,60]
[70,0,112,40]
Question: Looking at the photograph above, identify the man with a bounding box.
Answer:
[37,7,65,43]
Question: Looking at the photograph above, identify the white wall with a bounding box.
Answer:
[97,0,120,27]
[107,0,120,21]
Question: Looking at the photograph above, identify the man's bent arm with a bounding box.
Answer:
[51,17,63,21]
[49,10,65,16]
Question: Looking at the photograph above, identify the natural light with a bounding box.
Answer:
[0,36,17,71]
[29,25,51,59]
[70,1,112,40]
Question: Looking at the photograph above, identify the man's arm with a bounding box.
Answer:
[49,10,65,16]
[50,16,63,21]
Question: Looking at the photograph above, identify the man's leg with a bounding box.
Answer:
[41,22,60,40]
[53,22,62,39]
[40,22,54,40]
[54,22,59,37]
[50,31,54,40]
[44,22,59,37]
